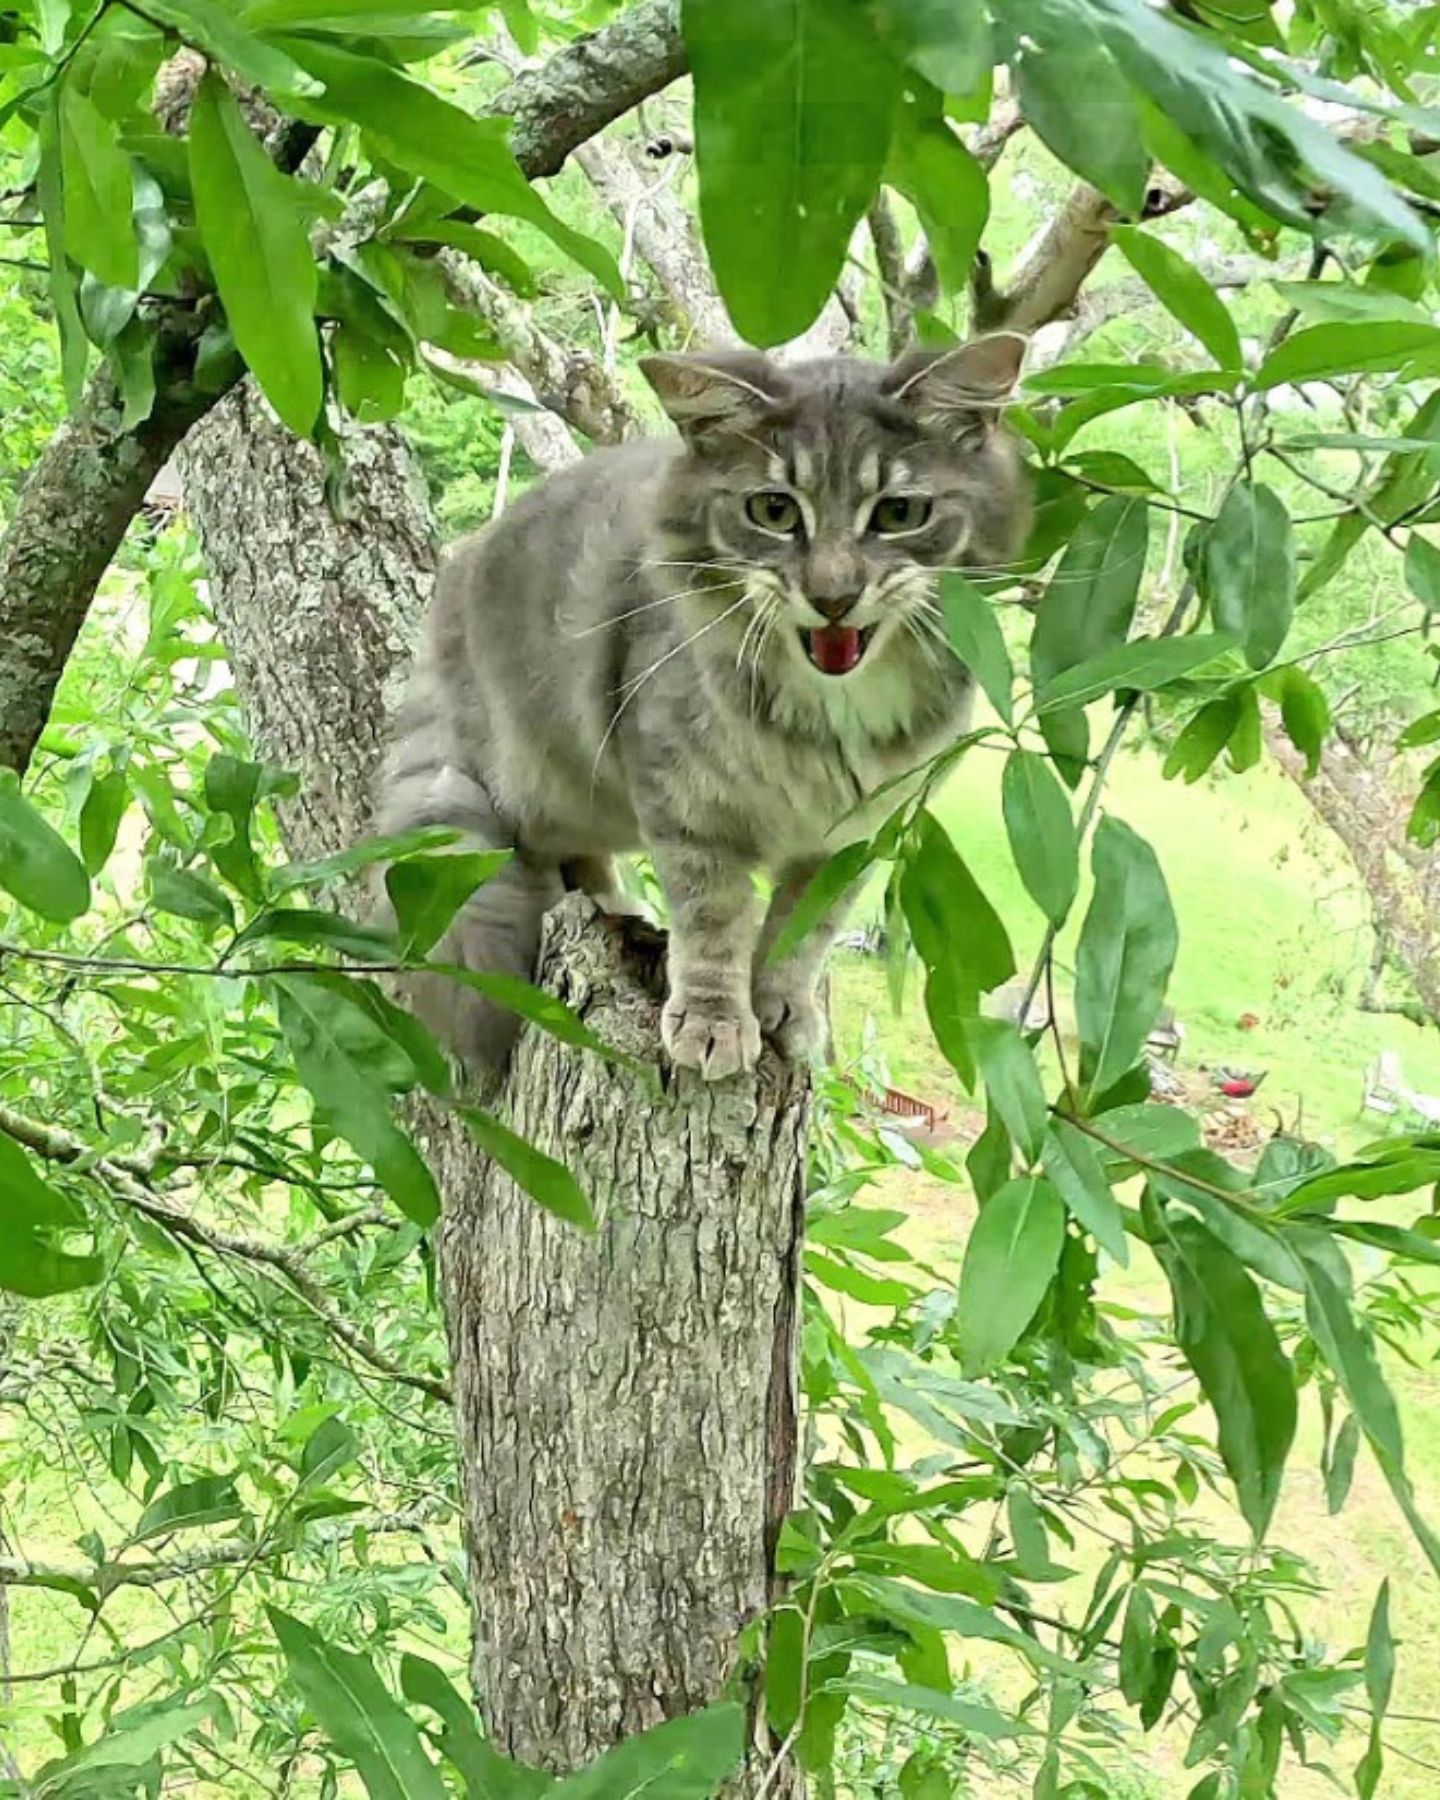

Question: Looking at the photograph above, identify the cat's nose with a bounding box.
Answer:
[807,550,865,620]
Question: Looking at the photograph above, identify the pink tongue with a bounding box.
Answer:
[810,626,861,674]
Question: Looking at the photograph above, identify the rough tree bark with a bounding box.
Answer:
[179,400,807,1794]
[0,316,228,774]
[433,900,805,1780]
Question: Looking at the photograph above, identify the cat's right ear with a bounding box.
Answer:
[640,352,788,439]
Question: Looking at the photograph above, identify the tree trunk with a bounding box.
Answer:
[432,896,805,1787]
[1266,721,1440,1022]
[0,319,223,774]
[180,399,806,1792]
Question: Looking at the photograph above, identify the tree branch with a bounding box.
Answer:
[0,1102,453,1404]
[974,175,1192,333]
[0,1504,447,1596]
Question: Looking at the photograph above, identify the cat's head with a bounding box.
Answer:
[640,337,1028,685]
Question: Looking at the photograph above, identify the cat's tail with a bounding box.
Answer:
[374,755,562,1079]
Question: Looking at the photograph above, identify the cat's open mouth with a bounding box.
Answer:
[803,624,875,676]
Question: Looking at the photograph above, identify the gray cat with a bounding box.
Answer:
[376,334,1029,1080]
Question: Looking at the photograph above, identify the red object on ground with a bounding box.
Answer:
[1237,1012,1260,1031]
[1220,1077,1259,1098]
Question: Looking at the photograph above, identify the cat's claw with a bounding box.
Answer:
[754,987,827,1063]
[662,998,761,1080]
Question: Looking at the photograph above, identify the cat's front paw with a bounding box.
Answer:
[754,982,828,1064]
[662,994,761,1081]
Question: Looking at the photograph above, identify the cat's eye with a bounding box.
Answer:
[869,494,933,535]
[745,491,802,535]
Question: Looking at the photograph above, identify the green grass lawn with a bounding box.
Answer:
[830,737,1440,1796]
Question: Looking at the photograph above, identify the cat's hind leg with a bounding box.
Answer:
[376,763,562,1078]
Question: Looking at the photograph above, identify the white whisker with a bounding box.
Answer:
[567,579,745,638]
[593,589,757,777]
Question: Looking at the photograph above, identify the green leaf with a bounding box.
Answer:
[149,865,235,929]
[389,218,537,298]
[886,88,988,294]
[1086,0,1427,251]
[132,1474,243,1543]
[806,1252,912,1307]
[0,1132,85,1233]
[234,907,395,960]
[141,0,319,98]
[1036,633,1234,713]
[1363,1578,1395,1717]
[940,573,1013,724]
[0,1133,102,1298]
[1001,749,1078,926]
[872,0,992,95]
[972,1019,1047,1165]
[1325,1411,1360,1514]
[1041,1122,1128,1266]
[298,1415,360,1489]
[0,769,91,923]
[1201,482,1295,669]
[279,39,622,301]
[955,1176,1065,1375]
[332,323,408,424]
[684,0,902,344]
[998,0,1147,212]
[1301,391,1440,600]
[77,769,128,877]
[34,1697,219,1789]
[1273,667,1330,777]
[1405,532,1440,610]
[272,974,440,1227]
[385,850,509,961]
[274,825,464,894]
[0,1227,103,1299]
[843,1675,1032,1739]
[900,812,1014,1086]
[1298,1234,1440,1577]
[1074,817,1178,1104]
[548,1701,746,1798]
[1226,681,1262,773]
[1119,1585,1155,1705]
[111,318,157,431]
[766,840,874,967]
[37,95,90,409]
[268,1606,451,1800]
[1254,320,1440,389]
[432,966,618,1064]
[459,1106,593,1232]
[202,753,275,901]
[1110,225,1242,370]
[850,1574,1074,1675]
[1031,495,1150,687]
[189,72,322,436]
[400,1656,553,1799]
[58,81,137,288]
[1163,693,1240,784]
[1355,1580,1393,1800]
[1155,1215,1295,1537]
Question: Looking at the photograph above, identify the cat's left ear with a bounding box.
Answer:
[884,332,1027,442]
[640,351,789,439]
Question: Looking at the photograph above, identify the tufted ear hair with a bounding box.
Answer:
[883,332,1027,440]
[639,350,791,439]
